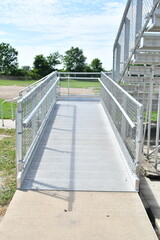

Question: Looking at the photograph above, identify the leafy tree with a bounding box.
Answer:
[85,64,92,72]
[11,68,28,77]
[90,58,105,72]
[0,42,18,74]
[21,66,31,72]
[47,52,61,70]
[33,52,61,77]
[33,54,49,77]
[63,47,87,72]
[28,68,40,79]
[11,66,32,77]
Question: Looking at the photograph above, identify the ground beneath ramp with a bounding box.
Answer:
[0,86,24,99]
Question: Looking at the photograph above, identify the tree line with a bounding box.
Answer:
[0,43,106,79]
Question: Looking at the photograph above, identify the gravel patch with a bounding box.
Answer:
[0,86,24,99]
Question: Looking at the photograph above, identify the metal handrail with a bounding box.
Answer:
[60,77,98,80]
[16,71,59,187]
[101,72,142,106]
[19,72,54,97]
[99,78,135,128]
[100,72,143,178]
[59,72,101,75]
[22,78,59,126]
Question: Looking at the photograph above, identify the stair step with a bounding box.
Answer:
[147,25,160,32]
[129,65,160,76]
[133,51,160,64]
[147,7,160,31]
[153,7,160,25]
[123,76,160,83]
[121,84,159,92]
[140,32,160,50]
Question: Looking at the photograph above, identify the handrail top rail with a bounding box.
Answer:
[60,77,99,80]
[17,72,58,104]
[59,72,102,75]
[18,71,56,96]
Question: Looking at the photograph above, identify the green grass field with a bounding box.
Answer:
[0,128,16,207]
[144,111,158,122]
[0,79,36,119]
[0,99,17,119]
[0,78,100,88]
[0,79,36,86]
[60,79,100,88]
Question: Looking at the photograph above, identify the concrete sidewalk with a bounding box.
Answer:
[0,191,158,240]
[0,119,15,129]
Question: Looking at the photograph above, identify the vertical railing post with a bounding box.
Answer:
[135,107,143,175]
[16,102,23,173]
[56,75,60,99]
[121,97,127,140]
[115,43,121,82]
[112,48,116,81]
[147,66,154,158]
[124,17,130,64]
[68,74,70,96]
[154,84,160,168]
[135,0,143,41]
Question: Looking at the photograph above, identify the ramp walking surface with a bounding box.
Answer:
[22,101,135,191]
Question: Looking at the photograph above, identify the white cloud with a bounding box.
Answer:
[0,0,127,69]
[0,31,7,35]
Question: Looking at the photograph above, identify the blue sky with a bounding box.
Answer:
[0,0,127,70]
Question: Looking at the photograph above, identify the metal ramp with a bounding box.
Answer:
[16,72,143,192]
[21,101,135,191]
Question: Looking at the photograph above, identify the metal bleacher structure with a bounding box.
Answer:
[113,0,160,170]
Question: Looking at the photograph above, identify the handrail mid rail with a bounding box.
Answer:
[16,71,59,187]
[100,72,143,186]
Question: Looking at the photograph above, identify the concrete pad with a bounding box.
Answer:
[140,175,160,232]
[0,119,15,129]
[0,190,158,240]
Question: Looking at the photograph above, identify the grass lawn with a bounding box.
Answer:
[0,128,16,207]
[144,111,158,122]
[151,111,158,122]
[0,99,17,119]
[0,79,36,86]
[60,79,100,88]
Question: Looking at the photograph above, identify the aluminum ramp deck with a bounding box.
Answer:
[22,101,135,191]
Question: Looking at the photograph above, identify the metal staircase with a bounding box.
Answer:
[123,4,160,84]
[113,0,160,170]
